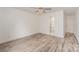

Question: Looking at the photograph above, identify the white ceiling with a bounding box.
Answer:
[16,7,78,15]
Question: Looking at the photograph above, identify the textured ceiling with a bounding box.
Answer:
[15,7,78,15]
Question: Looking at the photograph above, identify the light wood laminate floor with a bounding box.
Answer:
[0,33,79,52]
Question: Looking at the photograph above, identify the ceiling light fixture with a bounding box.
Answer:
[35,7,45,15]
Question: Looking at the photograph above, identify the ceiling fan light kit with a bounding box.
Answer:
[34,7,51,15]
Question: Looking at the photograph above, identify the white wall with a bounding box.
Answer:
[39,14,50,34]
[0,8,65,43]
[0,8,39,43]
[74,9,79,42]
[39,10,64,38]
[64,15,75,33]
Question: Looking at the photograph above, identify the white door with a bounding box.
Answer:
[50,16,55,35]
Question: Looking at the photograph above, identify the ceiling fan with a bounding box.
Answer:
[34,7,52,15]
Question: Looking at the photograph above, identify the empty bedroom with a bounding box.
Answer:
[0,7,79,52]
